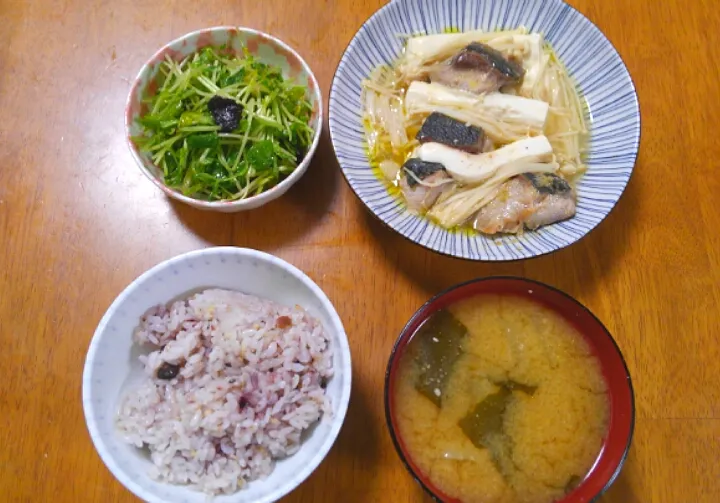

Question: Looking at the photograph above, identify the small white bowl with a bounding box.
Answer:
[125,27,323,212]
[82,247,352,503]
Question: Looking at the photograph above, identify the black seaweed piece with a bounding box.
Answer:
[156,362,180,380]
[454,42,526,80]
[522,172,572,195]
[207,96,242,133]
[403,158,446,188]
[416,112,485,153]
[413,309,468,406]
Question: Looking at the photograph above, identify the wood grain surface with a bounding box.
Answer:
[1,0,718,501]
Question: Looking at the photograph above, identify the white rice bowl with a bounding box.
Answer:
[83,248,352,503]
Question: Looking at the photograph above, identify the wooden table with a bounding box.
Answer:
[2,0,719,501]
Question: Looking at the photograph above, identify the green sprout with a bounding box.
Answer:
[133,46,314,201]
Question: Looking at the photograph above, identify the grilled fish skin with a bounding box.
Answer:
[416,112,488,154]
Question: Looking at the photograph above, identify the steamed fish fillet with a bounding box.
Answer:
[400,169,452,213]
[425,158,559,229]
[399,159,453,213]
[428,42,525,95]
[473,174,576,234]
[472,178,537,234]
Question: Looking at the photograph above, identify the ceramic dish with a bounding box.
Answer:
[126,27,323,212]
[82,247,352,503]
[329,0,640,260]
[385,277,634,502]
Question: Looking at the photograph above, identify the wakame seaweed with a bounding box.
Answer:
[413,309,468,406]
[459,381,536,449]
[458,381,537,478]
[458,387,512,449]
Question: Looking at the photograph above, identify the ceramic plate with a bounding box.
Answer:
[329,0,640,261]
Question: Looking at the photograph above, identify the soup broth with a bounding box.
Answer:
[393,295,609,503]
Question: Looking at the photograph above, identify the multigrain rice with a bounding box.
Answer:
[115,289,333,495]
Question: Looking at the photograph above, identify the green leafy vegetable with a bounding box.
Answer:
[246,140,276,170]
[133,46,315,201]
[187,133,219,149]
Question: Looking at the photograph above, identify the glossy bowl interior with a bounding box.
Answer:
[82,247,352,503]
[126,26,323,212]
[385,277,634,502]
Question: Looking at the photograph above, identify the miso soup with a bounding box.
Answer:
[393,295,609,503]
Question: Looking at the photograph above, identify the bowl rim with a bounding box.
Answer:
[328,0,642,262]
[383,276,635,503]
[82,246,353,503]
[124,26,324,209]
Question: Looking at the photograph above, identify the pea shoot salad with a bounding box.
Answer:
[133,46,315,201]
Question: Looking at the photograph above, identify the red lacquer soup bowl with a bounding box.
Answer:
[384,277,635,503]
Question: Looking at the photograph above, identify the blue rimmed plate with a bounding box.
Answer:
[329,0,640,261]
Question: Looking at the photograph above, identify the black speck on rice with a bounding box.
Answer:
[115,289,333,495]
